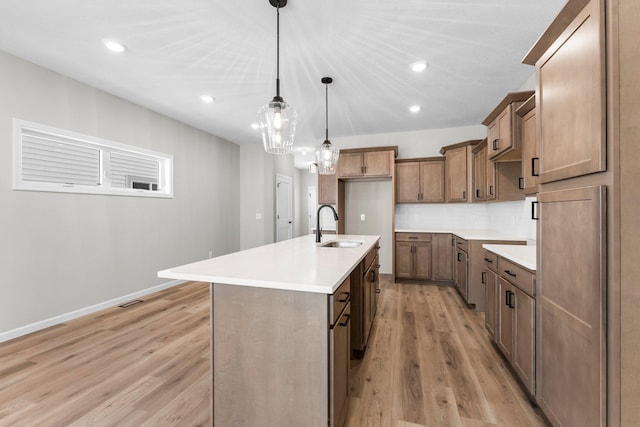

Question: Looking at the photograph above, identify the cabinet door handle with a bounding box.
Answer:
[476,189,480,198]
[492,139,499,150]
[376,288,381,294]
[338,292,350,303]
[481,271,486,284]
[532,157,539,177]
[457,253,462,262]
[371,269,377,282]
[339,313,351,327]
[489,185,494,196]
[505,290,510,306]
[518,177,524,190]
[508,291,516,309]
[504,270,517,278]
[531,201,539,220]
[462,191,466,200]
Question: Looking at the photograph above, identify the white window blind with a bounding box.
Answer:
[13,119,173,198]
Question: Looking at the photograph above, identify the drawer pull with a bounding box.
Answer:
[504,270,517,278]
[338,292,350,303]
[484,258,493,263]
[408,236,418,240]
[376,288,381,294]
[339,314,351,327]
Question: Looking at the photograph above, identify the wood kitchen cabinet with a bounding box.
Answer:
[432,233,453,282]
[516,95,539,195]
[395,233,431,281]
[338,147,396,179]
[318,170,339,205]
[351,242,380,357]
[482,91,534,161]
[483,251,498,340]
[472,140,487,202]
[454,242,468,300]
[440,140,481,203]
[395,157,445,203]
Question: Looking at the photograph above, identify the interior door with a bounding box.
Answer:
[276,174,293,242]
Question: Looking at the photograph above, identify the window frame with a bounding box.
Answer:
[12,119,174,198]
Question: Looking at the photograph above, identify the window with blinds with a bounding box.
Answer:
[13,119,173,198]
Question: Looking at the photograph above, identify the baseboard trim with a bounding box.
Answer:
[0,279,186,344]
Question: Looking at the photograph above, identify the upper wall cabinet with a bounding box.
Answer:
[523,0,605,184]
[482,91,535,162]
[516,95,539,195]
[440,140,481,203]
[395,157,445,204]
[472,140,487,202]
[338,147,397,179]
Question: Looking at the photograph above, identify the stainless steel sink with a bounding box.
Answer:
[320,240,363,248]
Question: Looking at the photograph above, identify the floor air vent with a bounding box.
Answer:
[118,299,143,308]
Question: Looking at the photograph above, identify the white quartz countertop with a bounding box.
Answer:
[158,234,380,294]
[395,228,526,242]
[482,244,537,271]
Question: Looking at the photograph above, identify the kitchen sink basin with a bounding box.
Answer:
[320,240,363,248]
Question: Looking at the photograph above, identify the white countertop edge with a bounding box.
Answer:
[482,244,537,271]
[157,270,338,294]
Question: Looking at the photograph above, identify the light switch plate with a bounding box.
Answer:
[360,214,365,221]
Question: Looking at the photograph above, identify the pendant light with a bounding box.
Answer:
[258,0,297,155]
[316,77,339,174]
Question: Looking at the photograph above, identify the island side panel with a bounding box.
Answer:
[212,283,329,427]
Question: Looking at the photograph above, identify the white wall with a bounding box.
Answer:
[0,51,240,337]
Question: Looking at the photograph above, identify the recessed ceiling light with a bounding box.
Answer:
[102,39,126,53]
[409,105,421,113]
[200,94,214,104]
[251,123,259,130]
[410,60,427,72]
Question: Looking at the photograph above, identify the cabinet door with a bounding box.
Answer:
[537,185,606,427]
[420,160,445,203]
[489,105,512,158]
[363,267,373,343]
[395,242,414,279]
[484,269,498,340]
[455,249,468,298]
[512,286,535,395]
[537,0,605,183]
[330,303,350,427]
[497,277,514,360]
[414,242,432,280]
[318,172,337,205]
[395,162,420,203]
[432,234,453,282]
[446,147,468,202]
[521,108,539,194]
[338,152,364,177]
[473,146,487,202]
[363,151,391,176]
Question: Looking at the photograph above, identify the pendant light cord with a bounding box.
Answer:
[275,2,281,99]
[325,83,329,140]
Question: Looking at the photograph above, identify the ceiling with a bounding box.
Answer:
[0,0,564,167]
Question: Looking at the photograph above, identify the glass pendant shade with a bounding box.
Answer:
[316,140,339,175]
[258,99,297,154]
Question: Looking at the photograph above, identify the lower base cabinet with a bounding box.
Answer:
[395,232,452,282]
[330,301,351,427]
[485,250,536,396]
[351,243,380,357]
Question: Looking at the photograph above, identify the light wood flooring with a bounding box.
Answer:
[0,280,548,426]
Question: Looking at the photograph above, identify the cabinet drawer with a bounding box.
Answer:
[484,250,498,272]
[329,277,351,326]
[364,244,379,270]
[396,232,432,242]
[455,237,468,253]
[498,257,535,296]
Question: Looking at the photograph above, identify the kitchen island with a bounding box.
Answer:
[158,234,380,427]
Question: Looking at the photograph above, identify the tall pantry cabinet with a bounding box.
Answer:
[523,0,639,425]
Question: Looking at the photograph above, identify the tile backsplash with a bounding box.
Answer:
[395,197,537,242]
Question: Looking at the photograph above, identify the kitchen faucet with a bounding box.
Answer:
[316,204,339,243]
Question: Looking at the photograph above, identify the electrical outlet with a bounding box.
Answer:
[360,214,366,221]
[208,250,213,258]
[256,213,262,220]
